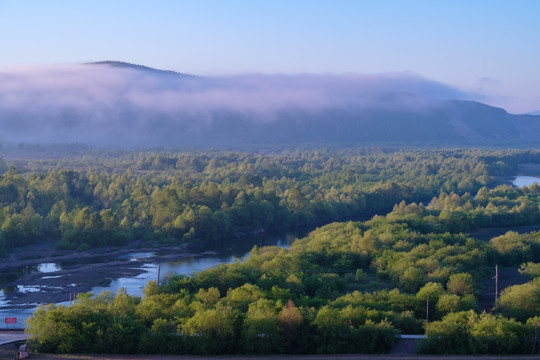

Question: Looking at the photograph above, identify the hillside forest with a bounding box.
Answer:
[1,148,540,355]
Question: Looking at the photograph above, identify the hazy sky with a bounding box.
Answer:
[1,0,539,113]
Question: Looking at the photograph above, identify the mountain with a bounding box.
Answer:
[0,61,539,148]
[89,61,195,78]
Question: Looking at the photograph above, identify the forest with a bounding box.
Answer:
[2,147,540,355]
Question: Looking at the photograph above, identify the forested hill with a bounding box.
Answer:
[1,61,539,148]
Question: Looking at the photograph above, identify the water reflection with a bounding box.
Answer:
[37,263,62,273]
[16,285,42,293]
[0,263,62,290]
[116,252,156,261]
[91,270,154,298]
[91,254,251,297]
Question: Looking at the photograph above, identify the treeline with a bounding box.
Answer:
[27,288,399,355]
[27,180,540,355]
[0,147,516,254]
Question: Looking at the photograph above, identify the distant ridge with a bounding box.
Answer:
[89,60,195,77]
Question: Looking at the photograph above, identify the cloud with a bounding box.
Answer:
[0,63,472,146]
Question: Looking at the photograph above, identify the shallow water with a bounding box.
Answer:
[37,263,62,273]
[0,263,63,292]
[0,232,297,327]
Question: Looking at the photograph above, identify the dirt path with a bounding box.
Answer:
[24,356,540,360]
[468,226,540,242]
[477,266,529,311]
[2,341,540,360]
[0,331,28,346]
[467,226,535,311]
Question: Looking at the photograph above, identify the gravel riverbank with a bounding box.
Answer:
[0,242,200,309]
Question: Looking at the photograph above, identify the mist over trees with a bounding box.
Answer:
[1,62,539,148]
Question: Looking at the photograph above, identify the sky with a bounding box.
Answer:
[0,0,539,113]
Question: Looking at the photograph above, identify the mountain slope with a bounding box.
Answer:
[0,62,539,148]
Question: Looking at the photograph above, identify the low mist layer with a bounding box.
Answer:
[0,62,537,147]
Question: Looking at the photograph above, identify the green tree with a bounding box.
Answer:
[242,299,283,354]
[519,262,540,279]
[447,273,474,296]
[436,294,476,315]
[181,308,236,354]
[400,267,424,292]
[497,278,540,322]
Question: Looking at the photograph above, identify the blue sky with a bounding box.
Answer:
[1,0,539,113]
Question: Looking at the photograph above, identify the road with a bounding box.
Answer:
[0,330,28,345]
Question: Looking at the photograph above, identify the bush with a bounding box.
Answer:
[497,278,540,322]
[519,262,540,279]
[418,311,531,355]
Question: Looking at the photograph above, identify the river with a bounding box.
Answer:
[89,232,297,297]
[0,232,298,329]
[511,175,540,187]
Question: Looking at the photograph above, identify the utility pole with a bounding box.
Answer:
[533,320,540,354]
[69,291,77,305]
[157,264,161,286]
[426,294,429,322]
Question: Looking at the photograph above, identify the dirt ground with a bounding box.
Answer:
[1,339,540,360]
[2,341,540,360]
[22,355,540,360]
[467,226,536,311]
[477,266,529,311]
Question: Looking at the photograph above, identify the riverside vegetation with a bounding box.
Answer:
[2,148,540,354]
